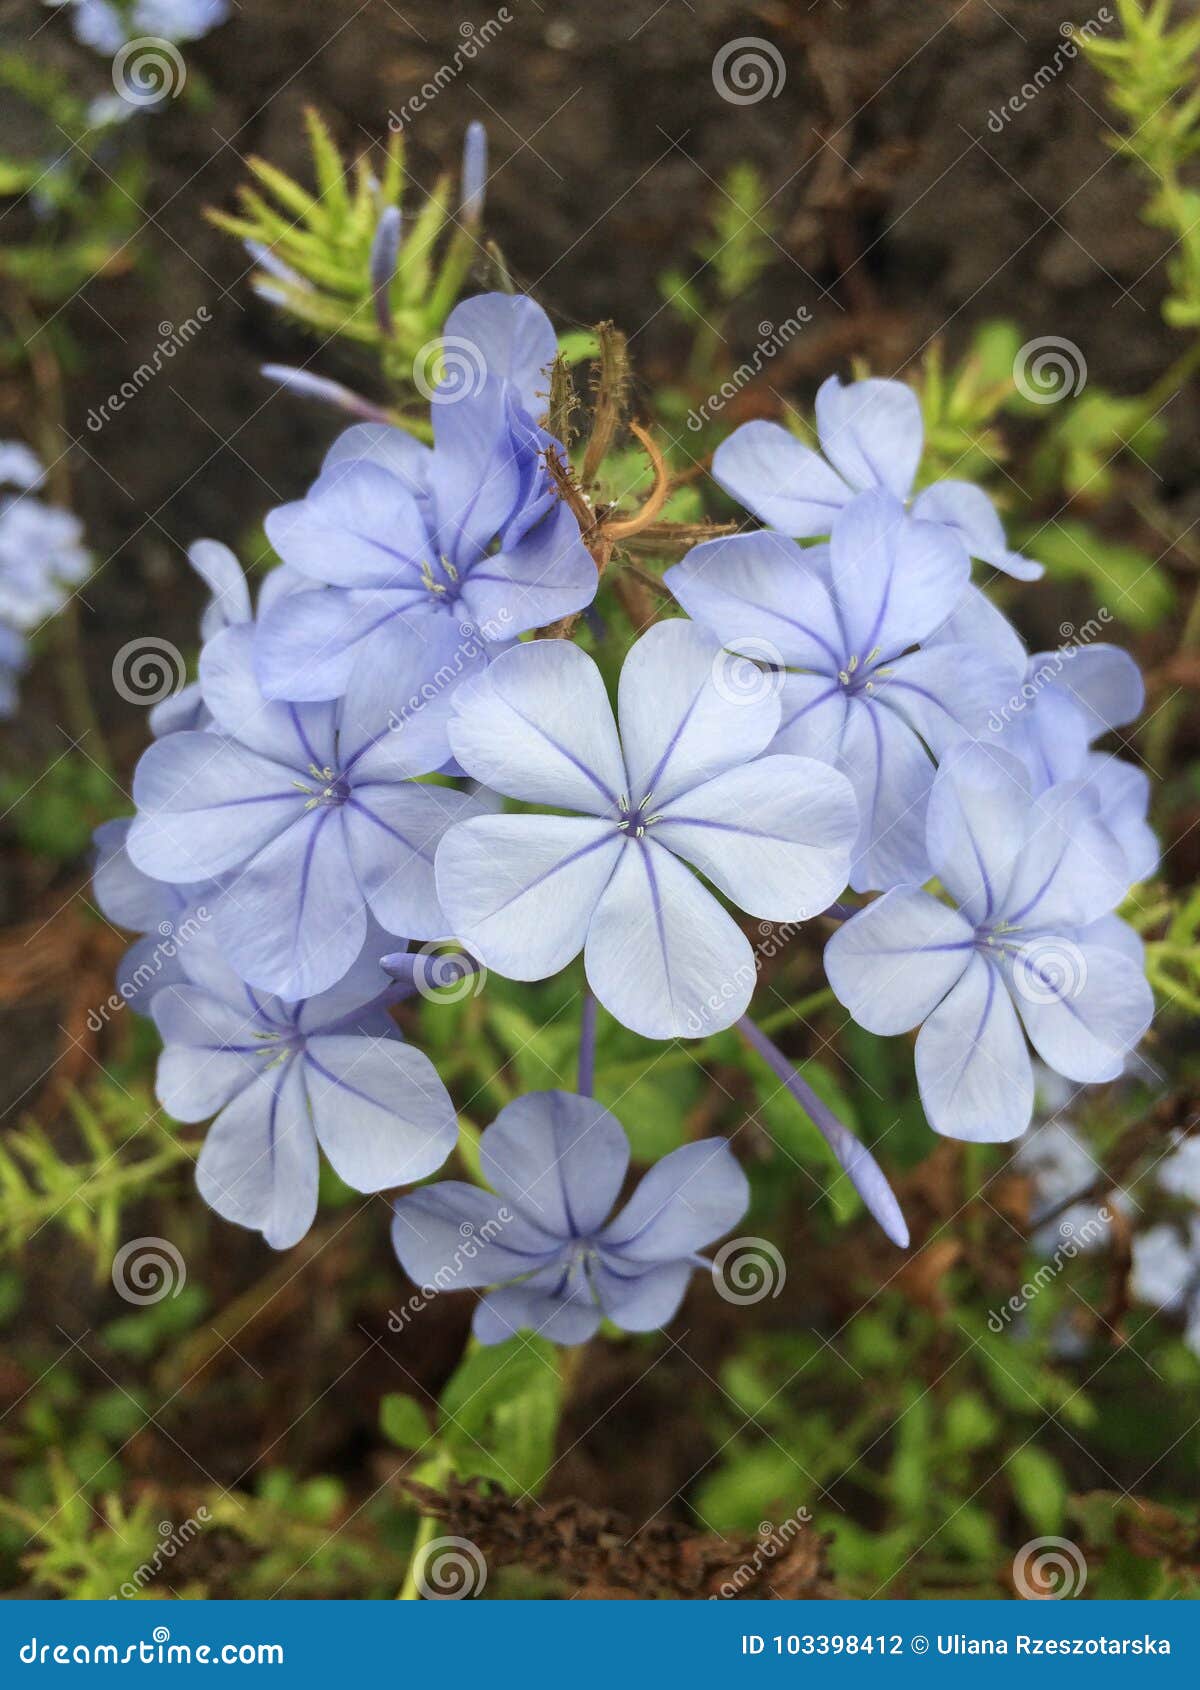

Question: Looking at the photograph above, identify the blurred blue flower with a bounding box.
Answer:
[126,620,481,1000]
[152,925,455,1250]
[256,293,595,700]
[392,1089,749,1344]
[1131,1220,1200,1355]
[55,0,229,54]
[0,442,91,717]
[435,619,858,1039]
[667,490,1013,889]
[826,741,1153,1143]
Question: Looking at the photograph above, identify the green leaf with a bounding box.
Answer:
[380,1393,432,1451]
[438,1337,562,1497]
[1008,1445,1067,1535]
[1023,518,1174,629]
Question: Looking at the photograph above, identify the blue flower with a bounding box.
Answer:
[148,540,252,737]
[0,625,28,720]
[92,818,216,1011]
[713,374,1041,580]
[0,449,91,630]
[666,490,1014,889]
[825,742,1153,1142]
[0,442,91,715]
[985,643,1156,881]
[56,0,229,53]
[1131,1221,1200,1356]
[152,924,456,1250]
[125,620,481,1000]
[255,293,595,701]
[392,1089,748,1344]
[435,619,859,1039]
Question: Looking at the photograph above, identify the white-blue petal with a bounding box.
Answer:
[825,888,974,1035]
[584,837,755,1039]
[654,753,856,920]
[915,953,1033,1142]
[436,814,623,979]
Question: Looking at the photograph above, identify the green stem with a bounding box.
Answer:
[1144,573,1200,771]
[397,1505,443,1601]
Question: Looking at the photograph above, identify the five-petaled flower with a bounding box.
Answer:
[153,925,456,1249]
[712,373,1041,581]
[392,1089,749,1344]
[255,293,596,701]
[825,742,1154,1143]
[667,490,1014,890]
[126,621,480,1001]
[434,619,859,1039]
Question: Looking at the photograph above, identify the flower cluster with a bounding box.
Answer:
[0,443,91,716]
[95,291,1157,1345]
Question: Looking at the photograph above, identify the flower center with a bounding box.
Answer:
[615,791,662,839]
[420,554,461,605]
[298,764,351,808]
[836,647,893,695]
[251,1028,303,1069]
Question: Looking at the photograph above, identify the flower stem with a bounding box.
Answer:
[397,1501,442,1600]
[578,990,598,1096]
